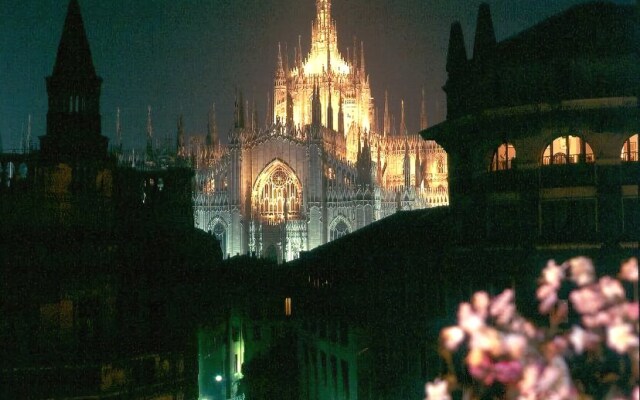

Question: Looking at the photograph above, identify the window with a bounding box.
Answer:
[330,217,351,241]
[253,161,302,221]
[212,222,227,258]
[542,135,594,165]
[621,134,638,162]
[284,297,292,316]
[490,142,516,171]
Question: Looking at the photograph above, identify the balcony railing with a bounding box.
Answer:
[542,153,594,165]
[621,151,639,162]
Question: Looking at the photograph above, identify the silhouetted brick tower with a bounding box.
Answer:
[40,0,108,163]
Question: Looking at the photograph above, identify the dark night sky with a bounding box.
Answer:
[0,0,634,151]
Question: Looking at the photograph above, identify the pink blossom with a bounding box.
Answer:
[626,302,639,321]
[620,257,639,282]
[599,276,625,302]
[467,349,495,385]
[569,285,605,315]
[607,322,639,354]
[568,325,600,354]
[537,283,558,314]
[490,289,515,324]
[503,333,527,359]
[509,317,539,339]
[542,260,565,289]
[441,326,465,351]
[469,327,502,356]
[582,309,616,328]
[425,379,451,400]
[518,364,540,399]
[536,356,575,400]
[494,360,523,384]
[472,291,490,318]
[569,257,595,286]
[458,303,484,333]
[632,386,639,400]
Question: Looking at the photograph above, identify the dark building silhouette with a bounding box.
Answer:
[428,1,639,247]
[0,1,222,399]
[283,3,639,400]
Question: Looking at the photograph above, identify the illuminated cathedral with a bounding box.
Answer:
[191,0,449,261]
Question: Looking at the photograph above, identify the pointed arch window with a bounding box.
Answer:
[211,221,227,257]
[329,216,351,241]
[621,134,638,162]
[490,142,516,171]
[542,135,594,165]
[253,160,302,221]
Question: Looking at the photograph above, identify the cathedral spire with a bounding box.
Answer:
[415,145,422,188]
[116,107,122,149]
[265,93,272,127]
[297,35,303,69]
[403,133,411,189]
[245,99,250,131]
[420,87,429,130]
[207,103,218,149]
[26,114,32,153]
[360,41,366,77]
[316,0,332,31]
[251,98,258,131]
[383,90,390,136]
[276,42,284,75]
[146,106,154,159]
[400,99,407,135]
[327,87,333,130]
[176,114,185,155]
[234,90,245,129]
[352,36,358,72]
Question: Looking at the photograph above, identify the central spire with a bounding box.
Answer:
[316,0,331,28]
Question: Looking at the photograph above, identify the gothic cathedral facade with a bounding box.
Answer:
[192,0,448,261]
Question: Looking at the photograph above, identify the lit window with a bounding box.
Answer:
[490,142,516,171]
[621,134,638,162]
[253,161,302,221]
[285,297,292,316]
[542,135,594,165]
